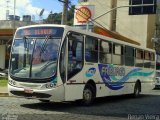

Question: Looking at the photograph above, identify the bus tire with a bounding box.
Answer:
[133,81,141,98]
[81,84,95,106]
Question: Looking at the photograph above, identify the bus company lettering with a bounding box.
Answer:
[101,66,125,76]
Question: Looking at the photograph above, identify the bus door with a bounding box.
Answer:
[65,32,84,101]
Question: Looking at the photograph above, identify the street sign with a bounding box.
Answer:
[74,5,95,25]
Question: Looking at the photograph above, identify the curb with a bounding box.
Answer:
[0,93,9,97]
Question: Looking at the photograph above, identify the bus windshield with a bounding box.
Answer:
[10,27,64,80]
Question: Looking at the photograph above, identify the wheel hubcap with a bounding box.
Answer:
[84,89,92,101]
[135,86,139,96]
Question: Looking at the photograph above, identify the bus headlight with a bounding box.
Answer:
[8,80,16,86]
[45,84,50,88]
[50,83,54,88]
[44,83,55,89]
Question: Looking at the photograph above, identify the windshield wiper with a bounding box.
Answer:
[23,36,29,51]
[41,35,52,53]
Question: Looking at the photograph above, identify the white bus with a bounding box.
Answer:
[8,24,155,105]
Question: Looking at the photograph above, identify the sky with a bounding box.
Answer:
[0,0,78,20]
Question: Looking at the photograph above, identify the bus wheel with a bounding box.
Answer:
[81,84,95,106]
[133,82,141,97]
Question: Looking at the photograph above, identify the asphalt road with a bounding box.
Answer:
[0,89,160,120]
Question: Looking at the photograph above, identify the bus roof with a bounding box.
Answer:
[16,24,155,52]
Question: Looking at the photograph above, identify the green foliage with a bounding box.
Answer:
[44,5,75,26]
[0,80,8,87]
[67,5,75,26]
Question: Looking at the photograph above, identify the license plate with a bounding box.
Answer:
[24,88,33,94]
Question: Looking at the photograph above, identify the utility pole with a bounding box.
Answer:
[59,0,69,25]
[110,0,117,31]
[13,0,16,34]
[6,0,10,20]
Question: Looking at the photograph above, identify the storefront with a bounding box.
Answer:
[0,20,36,70]
[0,29,14,69]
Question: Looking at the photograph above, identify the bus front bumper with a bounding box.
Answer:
[8,85,52,98]
[8,84,65,102]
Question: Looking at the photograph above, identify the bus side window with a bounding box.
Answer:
[85,36,98,63]
[135,49,144,67]
[60,38,67,83]
[144,51,151,68]
[125,46,134,66]
[67,32,84,79]
[99,40,112,64]
[150,52,155,69]
[112,43,123,65]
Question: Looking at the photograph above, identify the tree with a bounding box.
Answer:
[44,11,61,24]
[67,5,75,26]
[44,5,75,26]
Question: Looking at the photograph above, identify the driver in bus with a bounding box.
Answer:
[32,45,42,64]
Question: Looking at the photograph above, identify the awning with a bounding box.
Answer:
[93,26,140,46]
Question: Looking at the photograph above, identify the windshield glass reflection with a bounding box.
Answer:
[10,37,60,79]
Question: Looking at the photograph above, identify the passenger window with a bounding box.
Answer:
[99,40,112,64]
[144,51,151,68]
[68,32,84,79]
[125,46,134,66]
[150,52,155,69]
[85,36,98,63]
[144,51,150,60]
[135,49,144,67]
[150,52,155,61]
[113,43,124,65]
[60,38,67,83]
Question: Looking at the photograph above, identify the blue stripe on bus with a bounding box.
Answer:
[98,64,154,90]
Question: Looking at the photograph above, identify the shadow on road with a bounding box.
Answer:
[20,94,160,118]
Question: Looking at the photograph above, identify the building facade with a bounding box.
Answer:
[0,20,36,69]
[78,0,156,49]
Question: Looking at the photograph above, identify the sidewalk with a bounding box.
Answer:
[0,86,8,97]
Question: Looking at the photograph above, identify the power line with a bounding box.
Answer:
[94,0,141,37]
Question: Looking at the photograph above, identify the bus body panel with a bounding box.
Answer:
[65,69,85,101]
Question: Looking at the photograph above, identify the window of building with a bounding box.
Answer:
[99,40,112,64]
[129,0,156,15]
[85,36,98,63]
[113,43,124,65]
[125,46,134,66]
[78,0,88,2]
